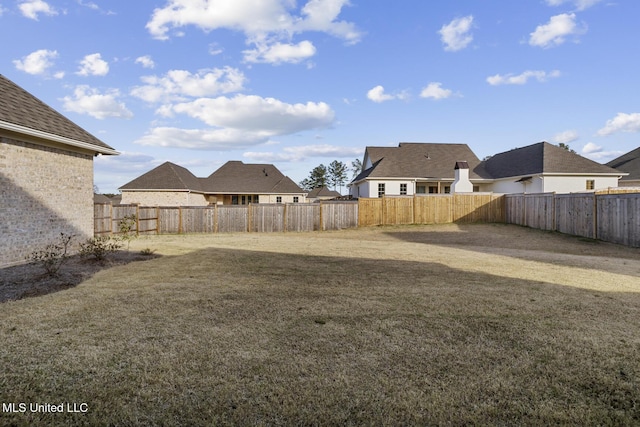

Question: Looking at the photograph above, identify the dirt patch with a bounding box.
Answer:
[0,251,159,303]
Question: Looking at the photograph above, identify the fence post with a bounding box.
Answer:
[109,203,113,236]
[178,206,183,234]
[214,205,219,233]
[283,203,288,232]
[593,192,598,240]
[136,204,140,236]
[156,206,160,234]
[552,192,557,231]
[319,201,324,231]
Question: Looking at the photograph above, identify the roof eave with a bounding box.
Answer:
[0,119,119,155]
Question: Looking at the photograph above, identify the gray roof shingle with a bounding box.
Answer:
[307,186,341,198]
[204,161,303,194]
[353,142,485,182]
[120,162,204,192]
[0,74,116,153]
[482,142,621,178]
[120,161,304,194]
[606,147,640,181]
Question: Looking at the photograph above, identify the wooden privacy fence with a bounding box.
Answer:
[358,194,506,227]
[95,202,359,236]
[505,192,640,247]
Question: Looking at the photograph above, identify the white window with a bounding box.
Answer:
[378,183,385,197]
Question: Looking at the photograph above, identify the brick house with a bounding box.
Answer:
[0,75,118,267]
[120,161,306,205]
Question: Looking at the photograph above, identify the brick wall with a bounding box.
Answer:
[0,136,94,267]
[121,191,209,206]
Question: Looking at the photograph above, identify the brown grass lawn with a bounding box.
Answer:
[1,224,640,426]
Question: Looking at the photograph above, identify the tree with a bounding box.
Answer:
[351,158,362,178]
[557,143,576,154]
[299,164,328,190]
[328,160,348,194]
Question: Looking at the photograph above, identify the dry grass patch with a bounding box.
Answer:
[1,224,639,425]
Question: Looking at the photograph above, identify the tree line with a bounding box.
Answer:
[299,159,362,194]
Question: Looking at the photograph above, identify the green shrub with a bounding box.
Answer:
[118,214,138,250]
[79,236,121,261]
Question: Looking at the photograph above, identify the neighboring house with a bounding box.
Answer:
[306,186,342,202]
[0,74,118,267]
[481,142,624,193]
[606,147,640,187]
[120,160,306,206]
[350,142,490,198]
[349,141,625,197]
[94,193,113,204]
[120,162,209,206]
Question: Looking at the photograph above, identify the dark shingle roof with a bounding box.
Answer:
[119,162,204,191]
[353,142,485,182]
[204,161,303,194]
[481,142,621,178]
[0,74,116,153]
[606,147,640,181]
[307,186,341,198]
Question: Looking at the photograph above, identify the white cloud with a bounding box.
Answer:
[147,0,361,41]
[582,142,602,154]
[131,68,246,103]
[145,0,361,65]
[545,0,602,11]
[62,86,133,119]
[137,94,336,150]
[597,113,640,136]
[244,144,363,162]
[486,70,561,85]
[366,85,408,103]
[19,0,57,20]
[580,142,624,161]
[13,49,62,77]
[438,16,474,52]
[296,0,362,44]
[420,82,453,100]
[135,127,269,150]
[243,40,316,64]
[529,13,585,48]
[552,130,579,144]
[169,95,334,132]
[77,53,109,76]
[94,151,157,173]
[135,55,155,69]
[367,85,393,103]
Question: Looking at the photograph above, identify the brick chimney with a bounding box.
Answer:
[451,161,473,193]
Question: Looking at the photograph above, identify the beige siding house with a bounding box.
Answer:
[120,161,306,206]
[306,186,342,202]
[0,75,118,267]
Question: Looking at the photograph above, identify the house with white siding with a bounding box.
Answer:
[349,141,625,197]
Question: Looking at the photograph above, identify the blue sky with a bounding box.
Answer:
[2,0,640,193]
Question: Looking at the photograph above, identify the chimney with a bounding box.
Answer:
[451,161,473,193]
